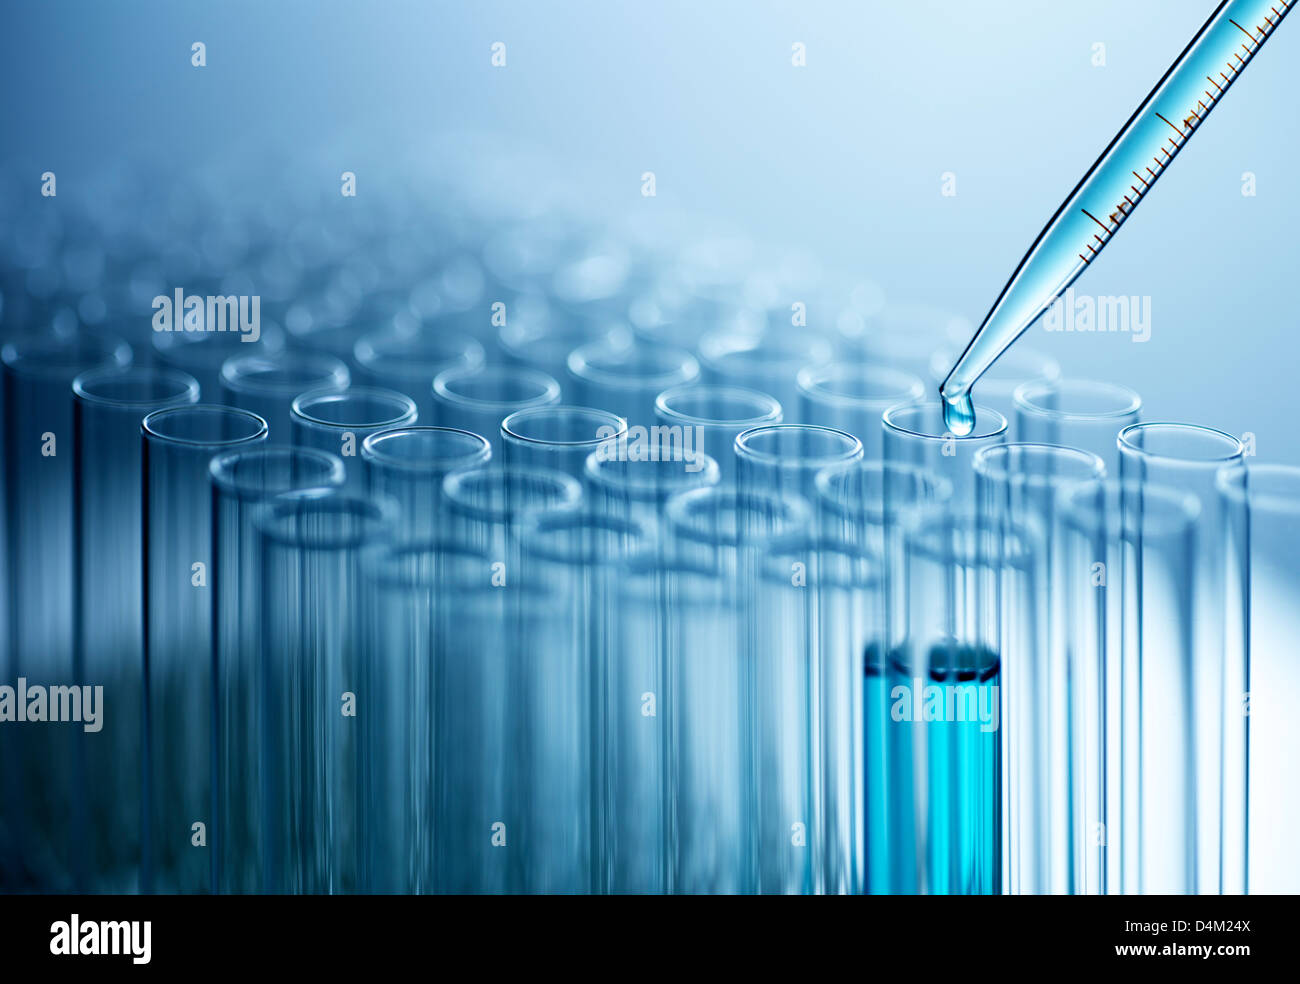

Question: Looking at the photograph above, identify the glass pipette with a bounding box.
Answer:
[940,0,1293,435]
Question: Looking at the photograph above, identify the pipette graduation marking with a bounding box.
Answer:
[940,0,1292,435]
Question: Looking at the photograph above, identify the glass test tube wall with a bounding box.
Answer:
[0,330,131,892]
[209,448,346,894]
[141,404,268,893]
[72,366,200,892]
[1059,481,1200,894]
[256,493,397,894]
[1219,465,1300,895]
[1118,423,1246,895]
[974,444,1106,895]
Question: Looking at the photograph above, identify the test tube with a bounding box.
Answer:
[882,401,1008,507]
[584,443,719,546]
[796,363,924,458]
[899,509,1026,894]
[256,493,397,894]
[698,329,834,424]
[757,535,882,894]
[353,325,484,423]
[431,364,561,458]
[360,538,508,893]
[1118,422,1245,894]
[1014,379,1142,475]
[71,366,199,892]
[498,300,631,380]
[653,384,782,483]
[360,426,491,538]
[152,321,284,398]
[441,465,582,575]
[141,404,268,893]
[664,487,811,893]
[566,338,700,425]
[734,423,863,512]
[290,386,417,491]
[500,405,626,480]
[1058,480,1200,895]
[973,444,1106,895]
[516,510,650,893]
[219,349,350,440]
[1218,465,1300,894]
[1,329,130,891]
[208,447,346,894]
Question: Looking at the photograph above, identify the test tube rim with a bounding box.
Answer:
[665,485,812,549]
[219,349,350,397]
[583,447,721,500]
[1117,421,1244,466]
[72,364,199,410]
[2,331,132,380]
[141,403,269,448]
[517,508,650,567]
[290,385,419,431]
[1012,378,1143,422]
[353,326,485,378]
[654,383,783,428]
[360,425,492,472]
[759,533,883,589]
[1058,477,1202,538]
[432,363,562,413]
[814,459,955,521]
[972,442,1107,489]
[442,465,583,524]
[254,490,399,551]
[882,400,1008,444]
[795,362,925,411]
[209,444,347,501]
[566,338,701,391]
[1215,463,1300,517]
[734,423,864,468]
[500,404,628,449]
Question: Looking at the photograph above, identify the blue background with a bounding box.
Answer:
[1,0,1295,460]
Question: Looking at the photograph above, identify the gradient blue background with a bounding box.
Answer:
[2,0,1295,459]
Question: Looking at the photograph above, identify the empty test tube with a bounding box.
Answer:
[1118,423,1245,894]
[1013,379,1142,476]
[360,426,491,538]
[220,349,350,440]
[796,363,924,459]
[973,444,1106,895]
[353,325,484,423]
[431,364,561,458]
[567,338,700,424]
[1058,480,1200,894]
[882,401,1008,507]
[142,404,268,893]
[653,383,782,482]
[1218,465,1300,894]
[515,510,650,893]
[290,387,418,491]
[1,329,131,891]
[72,366,200,891]
[500,405,625,481]
[209,447,346,894]
[698,329,833,425]
[256,493,398,894]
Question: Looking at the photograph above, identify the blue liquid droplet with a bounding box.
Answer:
[942,392,975,437]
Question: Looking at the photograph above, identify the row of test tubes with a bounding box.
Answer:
[0,185,1295,894]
